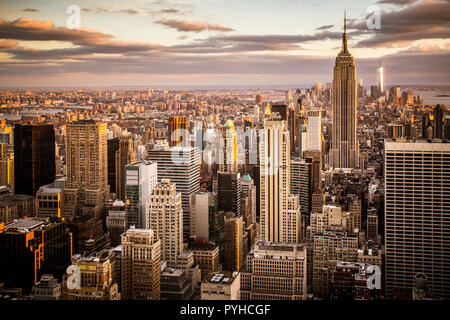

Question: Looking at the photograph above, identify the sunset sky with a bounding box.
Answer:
[0,0,449,87]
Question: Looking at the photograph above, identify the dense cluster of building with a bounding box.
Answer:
[0,18,449,301]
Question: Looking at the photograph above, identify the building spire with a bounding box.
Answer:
[344,10,347,33]
[342,10,349,53]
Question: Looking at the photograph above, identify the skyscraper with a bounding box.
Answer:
[148,147,201,241]
[259,115,300,243]
[14,123,55,196]
[223,212,244,272]
[121,227,161,300]
[62,120,109,220]
[106,200,127,247]
[125,161,158,229]
[0,121,13,190]
[384,139,450,299]
[377,62,385,97]
[147,179,184,264]
[329,14,359,169]
[433,104,445,139]
[307,110,322,152]
[290,158,312,215]
[107,137,120,194]
[241,174,256,225]
[0,217,72,294]
[218,172,241,217]
[218,119,238,173]
[116,132,136,200]
[190,192,223,244]
[168,116,189,147]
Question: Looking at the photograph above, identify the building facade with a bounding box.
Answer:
[241,241,307,300]
[384,139,450,299]
[14,124,55,196]
[121,227,161,300]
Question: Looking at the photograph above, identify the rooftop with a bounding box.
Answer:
[4,218,46,233]
[186,242,218,251]
[204,271,239,285]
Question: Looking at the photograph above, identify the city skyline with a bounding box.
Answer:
[0,0,449,305]
[0,0,449,87]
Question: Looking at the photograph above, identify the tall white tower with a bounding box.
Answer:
[259,115,300,243]
[377,62,385,97]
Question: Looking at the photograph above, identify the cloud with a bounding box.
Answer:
[156,19,234,32]
[5,41,163,61]
[352,0,450,48]
[376,0,418,5]
[217,31,341,44]
[0,12,449,86]
[22,8,40,13]
[1,48,449,86]
[162,30,343,53]
[159,8,180,14]
[0,17,162,61]
[316,24,334,30]
[0,39,17,50]
[82,7,146,15]
[0,18,113,46]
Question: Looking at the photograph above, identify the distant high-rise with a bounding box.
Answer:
[255,94,263,105]
[125,161,158,229]
[218,171,241,217]
[384,139,450,299]
[107,137,120,194]
[388,86,401,105]
[223,212,244,272]
[290,158,312,215]
[219,120,238,173]
[271,104,289,121]
[329,13,359,169]
[14,124,55,196]
[190,192,218,241]
[307,110,322,152]
[116,132,136,200]
[241,174,256,225]
[168,116,189,147]
[62,120,109,220]
[147,147,201,241]
[433,104,445,139]
[106,200,127,247]
[121,227,161,300]
[377,62,385,97]
[0,122,13,190]
[357,79,365,99]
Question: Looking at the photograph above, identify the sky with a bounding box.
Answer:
[0,0,449,87]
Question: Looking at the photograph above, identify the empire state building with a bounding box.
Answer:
[329,13,359,169]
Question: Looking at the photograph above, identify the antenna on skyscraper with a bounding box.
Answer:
[344,10,347,34]
[342,10,349,53]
